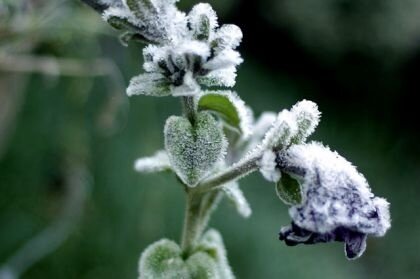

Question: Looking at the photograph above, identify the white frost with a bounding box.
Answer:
[222,181,252,218]
[258,150,281,182]
[126,73,170,97]
[262,109,298,149]
[290,100,321,143]
[134,150,171,173]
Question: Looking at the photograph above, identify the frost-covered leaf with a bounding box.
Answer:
[127,73,171,96]
[196,229,235,279]
[139,232,234,279]
[186,252,219,279]
[212,24,243,53]
[197,91,252,138]
[103,7,142,31]
[139,239,190,279]
[164,112,227,187]
[197,67,237,88]
[134,150,171,173]
[221,182,251,218]
[290,100,321,144]
[188,3,218,41]
[203,49,243,71]
[275,172,302,205]
[124,0,157,20]
[262,109,298,149]
[119,31,149,46]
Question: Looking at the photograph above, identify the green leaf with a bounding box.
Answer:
[195,229,235,279]
[275,172,302,205]
[139,239,190,279]
[127,73,171,97]
[164,112,227,187]
[138,233,235,279]
[126,0,157,20]
[197,91,251,138]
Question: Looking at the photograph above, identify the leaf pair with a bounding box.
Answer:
[139,230,234,279]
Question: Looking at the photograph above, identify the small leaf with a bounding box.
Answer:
[134,150,171,173]
[188,3,218,41]
[127,73,171,97]
[138,233,235,279]
[138,239,190,279]
[275,172,302,205]
[196,229,235,279]
[125,0,157,20]
[164,112,227,187]
[262,109,298,149]
[212,24,243,53]
[197,91,252,138]
[290,100,321,144]
[186,252,219,279]
[197,67,237,88]
[222,182,251,218]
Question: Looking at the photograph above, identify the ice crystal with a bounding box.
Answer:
[277,142,391,259]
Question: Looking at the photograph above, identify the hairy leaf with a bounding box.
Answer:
[197,91,252,138]
[164,112,227,187]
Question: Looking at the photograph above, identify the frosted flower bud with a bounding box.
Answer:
[262,109,298,149]
[277,142,391,259]
[290,100,321,144]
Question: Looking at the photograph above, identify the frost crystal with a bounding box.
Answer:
[134,150,171,173]
[277,142,391,259]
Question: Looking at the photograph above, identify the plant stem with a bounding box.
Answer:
[196,154,261,193]
[182,96,196,125]
[181,191,204,256]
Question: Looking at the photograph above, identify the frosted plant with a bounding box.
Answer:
[81,0,391,276]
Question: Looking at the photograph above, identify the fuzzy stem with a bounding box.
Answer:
[181,191,205,256]
[182,96,196,125]
[196,154,262,193]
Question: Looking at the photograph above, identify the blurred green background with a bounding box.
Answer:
[0,0,419,278]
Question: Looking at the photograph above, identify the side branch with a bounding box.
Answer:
[196,153,262,193]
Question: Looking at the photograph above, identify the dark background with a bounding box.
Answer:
[0,0,419,278]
